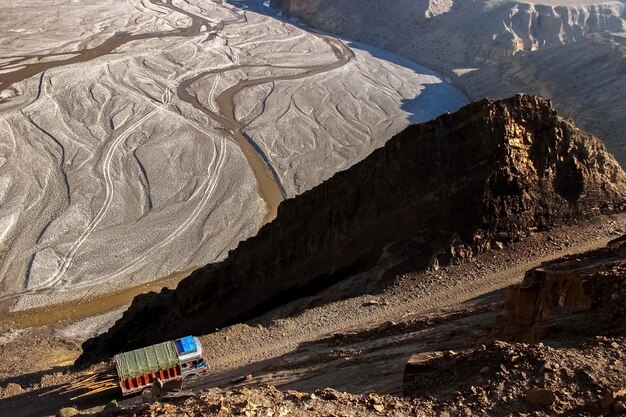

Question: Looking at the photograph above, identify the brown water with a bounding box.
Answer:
[0,268,195,333]
[0,0,354,324]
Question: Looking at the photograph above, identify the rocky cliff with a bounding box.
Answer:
[78,95,626,363]
[502,234,626,339]
[271,0,626,166]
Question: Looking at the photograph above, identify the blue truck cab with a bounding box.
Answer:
[174,336,208,376]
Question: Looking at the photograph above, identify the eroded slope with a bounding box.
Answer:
[272,0,626,165]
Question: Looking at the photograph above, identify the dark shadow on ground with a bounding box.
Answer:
[399,83,467,124]
[0,382,119,417]
[187,294,499,397]
[0,366,69,390]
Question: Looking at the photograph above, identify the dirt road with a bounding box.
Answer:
[191,213,626,387]
[0,214,624,416]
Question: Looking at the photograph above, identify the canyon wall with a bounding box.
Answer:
[271,0,626,165]
[78,95,626,363]
[272,0,625,60]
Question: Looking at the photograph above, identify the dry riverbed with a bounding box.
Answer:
[0,0,467,313]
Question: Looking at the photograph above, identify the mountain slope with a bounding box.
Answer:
[78,95,626,363]
[271,0,626,165]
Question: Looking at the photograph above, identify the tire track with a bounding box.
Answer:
[68,133,227,290]
[16,108,160,293]
[0,0,356,305]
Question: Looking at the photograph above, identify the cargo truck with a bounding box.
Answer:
[114,336,208,396]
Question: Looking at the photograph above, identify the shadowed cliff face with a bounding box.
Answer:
[78,95,626,364]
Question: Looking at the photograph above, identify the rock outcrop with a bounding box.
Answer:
[403,338,626,412]
[404,234,626,412]
[78,95,626,363]
[502,234,626,339]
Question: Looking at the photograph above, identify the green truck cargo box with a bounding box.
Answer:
[114,341,179,380]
